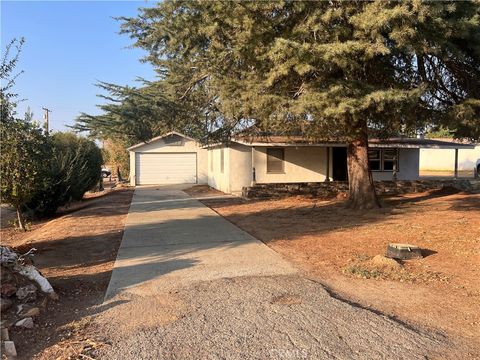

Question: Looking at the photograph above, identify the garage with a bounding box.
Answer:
[128,131,208,186]
[135,152,197,185]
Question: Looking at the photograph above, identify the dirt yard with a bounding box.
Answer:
[202,189,480,351]
[0,187,133,359]
[183,184,225,197]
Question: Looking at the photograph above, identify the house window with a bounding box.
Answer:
[369,149,399,172]
[220,149,224,173]
[267,148,285,173]
[383,149,398,171]
[368,149,381,171]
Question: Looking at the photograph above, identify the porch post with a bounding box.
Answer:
[392,149,398,181]
[325,147,330,182]
[454,148,459,179]
[251,146,256,186]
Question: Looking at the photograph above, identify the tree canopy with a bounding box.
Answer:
[75,79,211,145]
[1,38,24,123]
[119,1,479,140]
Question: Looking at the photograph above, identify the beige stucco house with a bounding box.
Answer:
[128,132,474,195]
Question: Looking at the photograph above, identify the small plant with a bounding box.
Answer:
[343,264,383,279]
[343,253,452,284]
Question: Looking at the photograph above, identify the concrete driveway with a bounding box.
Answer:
[97,185,466,359]
[105,185,296,298]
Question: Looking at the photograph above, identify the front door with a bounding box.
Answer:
[332,147,348,181]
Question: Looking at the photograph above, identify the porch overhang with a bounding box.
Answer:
[232,138,475,150]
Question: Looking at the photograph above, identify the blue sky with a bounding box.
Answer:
[1,1,157,131]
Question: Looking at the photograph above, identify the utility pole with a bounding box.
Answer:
[42,107,52,132]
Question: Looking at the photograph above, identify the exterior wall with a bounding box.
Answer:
[229,143,253,194]
[254,146,329,184]
[129,137,208,186]
[207,146,231,193]
[420,145,480,171]
[206,145,422,194]
[129,151,136,186]
[207,144,252,195]
[372,148,419,181]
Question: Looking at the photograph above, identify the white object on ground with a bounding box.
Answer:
[14,265,55,294]
[15,317,34,329]
[1,246,56,296]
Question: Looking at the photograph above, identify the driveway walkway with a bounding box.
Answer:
[97,186,467,359]
[105,186,296,298]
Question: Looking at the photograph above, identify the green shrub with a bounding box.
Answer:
[0,117,52,230]
[26,132,103,217]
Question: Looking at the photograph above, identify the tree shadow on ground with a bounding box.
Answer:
[200,188,478,244]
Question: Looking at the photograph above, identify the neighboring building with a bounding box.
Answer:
[420,139,480,173]
[128,132,474,195]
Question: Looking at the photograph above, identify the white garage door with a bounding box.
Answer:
[136,153,197,185]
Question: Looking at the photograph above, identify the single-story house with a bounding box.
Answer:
[128,132,474,195]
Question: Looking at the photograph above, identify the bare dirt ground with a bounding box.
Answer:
[202,189,480,353]
[0,187,133,359]
[183,184,226,197]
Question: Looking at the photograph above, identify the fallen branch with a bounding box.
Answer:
[0,246,58,299]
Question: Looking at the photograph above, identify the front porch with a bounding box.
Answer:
[250,145,419,184]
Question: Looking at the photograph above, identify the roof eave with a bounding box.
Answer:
[232,139,475,149]
[127,131,195,151]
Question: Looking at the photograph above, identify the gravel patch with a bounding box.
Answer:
[96,275,464,360]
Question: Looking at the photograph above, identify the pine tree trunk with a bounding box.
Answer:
[346,137,381,210]
[16,206,26,231]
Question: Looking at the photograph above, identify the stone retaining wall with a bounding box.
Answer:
[242,180,477,199]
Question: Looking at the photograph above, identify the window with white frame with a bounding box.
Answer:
[369,149,399,172]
